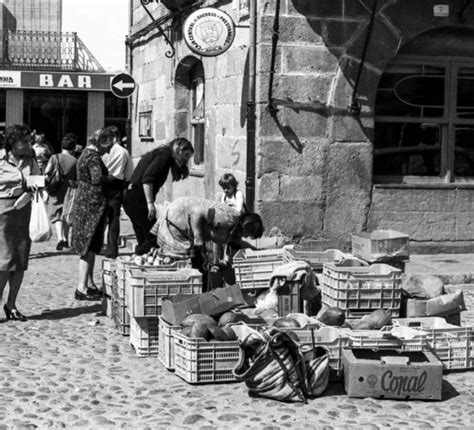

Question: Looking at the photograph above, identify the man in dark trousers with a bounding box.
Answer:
[101,126,134,258]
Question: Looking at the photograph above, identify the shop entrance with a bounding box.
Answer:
[23,90,88,152]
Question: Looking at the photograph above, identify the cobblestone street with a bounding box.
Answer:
[0,240,473,429]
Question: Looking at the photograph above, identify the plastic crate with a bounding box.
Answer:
[233,248,294,289]
[345,307,401,319]
[274,326,348,380]
[277,281,303,317]
[173,330,241,384]
[321,263,402,312]
[284,247,368,272]
[102,294,113,319]
[158,316,181,370]
[344,326,427,351]
[113,289,130,336]
[115,257,190,298]
[102,259,116,297]
[126,268,202,317]
[130,316,160,357]
[394,317,474,370]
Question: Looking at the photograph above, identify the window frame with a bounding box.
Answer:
[374,54,474,184]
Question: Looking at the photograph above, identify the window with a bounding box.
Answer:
[175,57,205,170]
[374,29,474,183]
[190,67,205,165]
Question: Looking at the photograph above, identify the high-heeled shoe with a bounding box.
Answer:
[4,304,27,321]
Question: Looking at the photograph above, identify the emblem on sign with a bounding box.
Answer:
[183,7,236,57]
[110,72,136,99]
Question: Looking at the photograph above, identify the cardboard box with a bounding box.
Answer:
[352,230,409,262]
[342,348,443,400]
[404,291,465,325]
[161,284,246,325]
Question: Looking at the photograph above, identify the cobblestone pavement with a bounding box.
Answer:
[0,240,473,429]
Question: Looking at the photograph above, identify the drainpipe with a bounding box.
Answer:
[246,0,257,213]
[126,0,134,154]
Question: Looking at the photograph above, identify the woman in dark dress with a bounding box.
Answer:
[0,124,40,321]
[123,137,194,254]
[71,129,114,300]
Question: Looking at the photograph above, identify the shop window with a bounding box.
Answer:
[374,29,474,183]
[175,57,205,169]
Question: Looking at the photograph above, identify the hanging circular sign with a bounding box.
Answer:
[183,7,236,57]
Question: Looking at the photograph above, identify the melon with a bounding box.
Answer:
[272,317,301,328]
[218,311,247,327]
[182,314,217,328]
[221,326,237,341]
[208,326,229,341]
[190,323,211,340]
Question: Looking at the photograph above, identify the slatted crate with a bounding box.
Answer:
[158,316,181,370]
[233,248,294,289]
[102,258,116,298]
[394,317,474,370]
[130,316,160,357]
[116,256,190,298]
[321,263,402,313]
[284,247,367,272]
[126,268,202,317]
[113,286,130,336]
[173,330,241,384]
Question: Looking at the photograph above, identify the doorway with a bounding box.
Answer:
[23,90,88,152]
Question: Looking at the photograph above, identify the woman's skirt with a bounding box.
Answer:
[0,198,32,271]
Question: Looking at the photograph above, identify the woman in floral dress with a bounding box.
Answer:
[71,129,114,300]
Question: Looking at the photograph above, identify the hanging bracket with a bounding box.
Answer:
[140,0,175,58]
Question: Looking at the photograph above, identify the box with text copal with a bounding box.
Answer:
[342,348,443,400]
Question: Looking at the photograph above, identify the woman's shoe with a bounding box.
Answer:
[74,290,98,301]
[86,287,102,298]
[64,240,70,248]
[3,304,27,321]
[56,241,65,251]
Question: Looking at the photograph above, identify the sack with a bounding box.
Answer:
[61,187,76,226]
[29,192,52,242]
[45,155,65,196]
[233,327,329,402]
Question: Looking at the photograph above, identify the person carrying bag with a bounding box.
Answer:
[233,327,329,403]
[29,190,52,242]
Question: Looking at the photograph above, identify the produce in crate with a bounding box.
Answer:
[343,309,392,330]
[402,274,445,299]
[218,311,248,326]
[190,324,211,340]
[316,305,345,327]
[182,313,217,328]
[272,316,301,328]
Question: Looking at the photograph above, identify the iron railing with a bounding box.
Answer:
[0,30,105,72]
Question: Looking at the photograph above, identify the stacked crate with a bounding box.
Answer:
[233,248,294,306]
[101,259,115,319]
[321,262,403,318]
[125,267,203,357]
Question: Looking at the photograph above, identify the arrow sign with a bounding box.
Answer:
[110,72,136,98]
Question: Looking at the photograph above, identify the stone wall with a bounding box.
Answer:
[256,0,474,243]
[130,0,249,204]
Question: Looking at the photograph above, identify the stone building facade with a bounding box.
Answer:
[130,0,474,247]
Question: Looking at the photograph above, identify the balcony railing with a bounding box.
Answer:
[0,30,105,73]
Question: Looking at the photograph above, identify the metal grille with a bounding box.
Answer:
[0,30,104,72]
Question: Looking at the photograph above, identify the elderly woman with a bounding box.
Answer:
[0,124,40,321]
[71,129,114,301]
[151,196,264,271]
[123,137,194,255]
